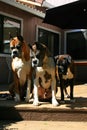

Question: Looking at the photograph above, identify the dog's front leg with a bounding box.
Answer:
[25,78,31,103]
[33,78,39,106]
[13,73,21,102]
[70,79,75,103]
[51,78,59,106]
[60,80,64,101]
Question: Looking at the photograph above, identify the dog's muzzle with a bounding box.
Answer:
[11,49,19,58]
[32,57,39,67]
[58,65,68,75]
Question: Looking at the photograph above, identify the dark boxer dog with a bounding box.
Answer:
[30,42,59,106]
[55,54,75,103]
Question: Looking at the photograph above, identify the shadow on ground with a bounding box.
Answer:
[64,97,87,109]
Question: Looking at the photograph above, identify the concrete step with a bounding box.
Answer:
[0,97,87,121]
[0,84,87,121]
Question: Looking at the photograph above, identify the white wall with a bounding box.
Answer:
[42,0,79,8]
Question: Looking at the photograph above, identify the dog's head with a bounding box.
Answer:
[55,54,72,75]
[10,36,30,61]
[30,42,51,67]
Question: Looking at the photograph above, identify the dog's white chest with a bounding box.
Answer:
[13,57,24,70]
[36,67,44,72]
[63,68,74,80]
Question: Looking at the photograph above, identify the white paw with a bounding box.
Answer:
[33,100,39,106]
[65,94,70,98]
[52,99,59,106]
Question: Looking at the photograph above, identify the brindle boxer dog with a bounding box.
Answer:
[55,54,75,103]
[10,36,32,102]
[30,42,59,106]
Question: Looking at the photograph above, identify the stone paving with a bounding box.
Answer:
[0,120,87,130]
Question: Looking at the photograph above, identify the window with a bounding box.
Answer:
[0,15,21,54]
[37,26,60,56]
[65,30,87,60]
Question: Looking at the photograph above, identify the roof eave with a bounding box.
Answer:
[0,0,45,18]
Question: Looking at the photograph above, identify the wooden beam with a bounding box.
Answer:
[17,0,41,7]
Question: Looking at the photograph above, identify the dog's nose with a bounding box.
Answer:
[13,50,18,55]
[58,66,64,73]
[11,50,18,58]
[33,60,37,65]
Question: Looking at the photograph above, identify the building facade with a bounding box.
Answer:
[0,0,62,84]
[0,0,87,84]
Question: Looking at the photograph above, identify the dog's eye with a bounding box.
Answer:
[10,47,15,50]
[31,56,34,58]
[16,45,21,49]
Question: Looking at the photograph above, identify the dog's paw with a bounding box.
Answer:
[65,94,70,98]
[52,99,59,106]
[33,100,39,106]
[14,93,20,102]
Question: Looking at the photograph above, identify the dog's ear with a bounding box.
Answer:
[22,42,30,61]
[54,55,59,64]
[67,55,72,63]
[17,36,30,61]
[45,46,52,57]
[39,43,52,57]
[17,35,24,43]
[35,42,42,50]
[28,44,32,49]
[54,55,59,60]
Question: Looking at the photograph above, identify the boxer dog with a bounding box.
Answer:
[10,36,32,102]
[55,54,75,103]
[30,42,59,106]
